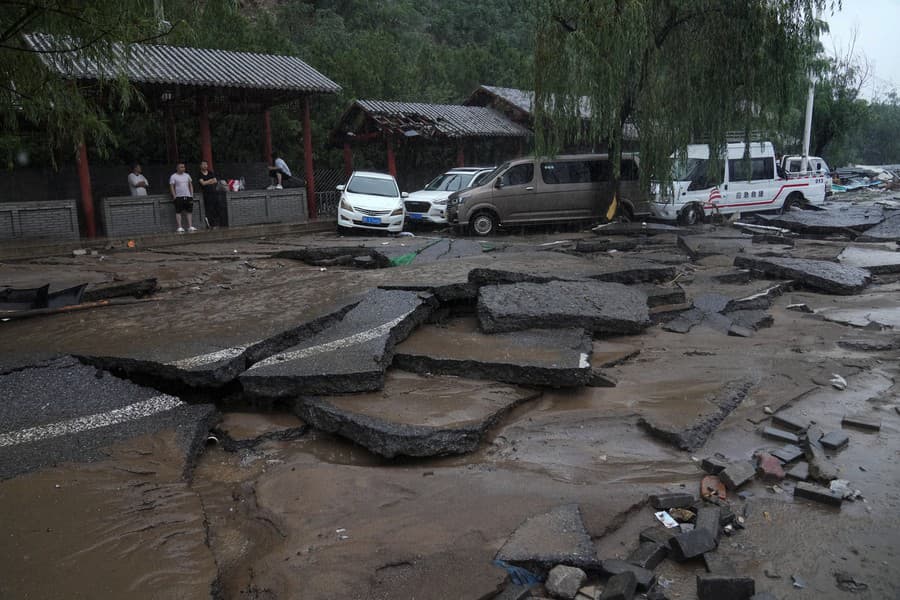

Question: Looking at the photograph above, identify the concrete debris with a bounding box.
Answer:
[599,560,655,591]
[794,481,844,506]
[545,565,587,600]
[829,479,864,501]
[724,283,790,311]
[671,528,717,560]
[841,414,881,431]
[771,444,804,464]
[820,430,850,450]
[293,373,539,458]
[639,526,677,548]
[760,427,800,444]
[650,492,695,510]
[785,461,810,481]
[496,504,600,573]
[598,572,637,600]
[700,475,727,501]
[787,303,814,313]
[837,336,900,351]
[576,585,601,600]
[804,426,840,483]
[752,233,795,247]
[733,255,871,295]
[694,505,721,540]
[635,284,687,308]
[586,368,618,387]
[593,222,685,236]
[393,321,593,387]
[720,461,757,490]
[627,541,669,570]
[477,280,651,336]
[241,289,434,397]
[834,571,869,592]
[379,281,478,303]
[697,574,756,600]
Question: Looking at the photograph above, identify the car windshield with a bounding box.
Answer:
[424,173,474,191]
[672,158,707,182]
[347,175,399,197]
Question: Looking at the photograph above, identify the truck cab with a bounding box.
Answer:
[780,155,833,196]
[650,142,827,225]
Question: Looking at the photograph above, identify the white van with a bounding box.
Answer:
[650,142,827,224]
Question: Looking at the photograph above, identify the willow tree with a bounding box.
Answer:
[0,1,179,166]
[533,0,831,211]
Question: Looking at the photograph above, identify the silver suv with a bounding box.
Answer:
[404,166,496,224]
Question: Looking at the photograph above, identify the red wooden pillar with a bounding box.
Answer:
[386,135,397,177]
[262,109,273,164]
[456,140,465,167]
[76,142,96,238]
[198,95,213,170]
[165,104,179,165]
[303,96,316,219]
[343,142,353,178]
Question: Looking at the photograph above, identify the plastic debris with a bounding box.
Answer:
[830,374,848,390]
[654,511,679,528]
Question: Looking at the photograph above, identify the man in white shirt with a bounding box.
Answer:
[168,162,196,233]
[267,152,292,189]
[127,163,149,196]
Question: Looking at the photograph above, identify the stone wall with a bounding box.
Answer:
[0,200,80,241]
[100,194,205,238]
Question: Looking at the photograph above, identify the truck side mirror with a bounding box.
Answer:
[401,192,409,198]
[494,178,503,189]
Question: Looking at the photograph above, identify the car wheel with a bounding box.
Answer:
[780,192,802,214]
[470,212,497,236]
[614,205,634,223]
[679,204,704,226]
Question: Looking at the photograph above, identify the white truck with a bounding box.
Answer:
[780,154,833,196]
[650,142,828,225]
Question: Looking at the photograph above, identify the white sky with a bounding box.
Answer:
[822,0,900,99]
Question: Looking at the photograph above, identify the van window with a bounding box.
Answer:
[501,164,534,187]
[728,158,774,181]
[541,161,593,184]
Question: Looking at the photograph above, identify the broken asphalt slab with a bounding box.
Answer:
[855,212,900,242]
[837,246,900,274]
[0,357,217,480]
[593,222,686,236]
[293,371,539,458]
[81,300,356,389]
[477,280,650,336]
[274,237,485,268]
[241,289,434,397]
[639,379,756,451]
[495,504,600,573]
[755,205,885,234]
[467,253,676,286]
[393,318,592,387]
[733,255,871,295]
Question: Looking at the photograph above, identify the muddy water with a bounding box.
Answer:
[0,432,217,599]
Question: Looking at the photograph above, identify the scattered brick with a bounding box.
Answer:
[771,413,808,432]
[650,492,695,510]
[794,481,844,507]
[761,426,800,444]
[841,414,881,432]
[720,461,756,490]
[599,572,637,600]
[771,444,804,464]
[819,430,850,450]
[627,541,668,571]
[671,528,717,561]
[697,574,756,600]
[755,452,785,481]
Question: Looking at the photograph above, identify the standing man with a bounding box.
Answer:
[128,163,149,196]
[267,151,292,189]
[198,160,221,228]
[169,162,196,233]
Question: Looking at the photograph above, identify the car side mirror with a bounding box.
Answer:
[494,179,503,189]
[401,192,409,198]
[336,184,345,191]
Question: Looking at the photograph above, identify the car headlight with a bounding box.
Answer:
[457,195,469,205]
[340,197,353,211]
[390,207,403,216]
[433,198,448,206]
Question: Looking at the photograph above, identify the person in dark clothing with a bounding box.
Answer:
[198,160,224,228]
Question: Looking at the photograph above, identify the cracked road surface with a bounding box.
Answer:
[1,217,899,599]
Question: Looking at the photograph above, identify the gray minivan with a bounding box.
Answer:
[446,153,646,235]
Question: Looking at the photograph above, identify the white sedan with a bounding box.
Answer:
[337,171,407,234]
[404,167,496,224]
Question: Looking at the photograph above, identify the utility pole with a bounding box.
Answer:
[801,74,815,172]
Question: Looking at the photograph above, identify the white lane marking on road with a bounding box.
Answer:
[167,346,249,369]
[248,311,415,370]
[0,395,184,448]
[579,352,590,369]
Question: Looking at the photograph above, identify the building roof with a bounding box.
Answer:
[348,99,531,139]
[24,33,341,94]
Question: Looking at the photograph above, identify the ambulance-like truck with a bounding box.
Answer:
[649,142,828,225]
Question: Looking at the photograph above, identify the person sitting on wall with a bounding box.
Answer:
[267,152,292,189]
[169,161,196,234]
[128,163,149,196]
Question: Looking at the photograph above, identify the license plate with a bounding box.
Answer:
[362,216,381,224]
[407,213,423,220]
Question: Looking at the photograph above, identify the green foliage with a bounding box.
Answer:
[533,0,828,192]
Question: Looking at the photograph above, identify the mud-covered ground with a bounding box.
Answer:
[1,200,899,600]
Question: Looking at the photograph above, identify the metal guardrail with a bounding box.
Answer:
[314,169,344,218]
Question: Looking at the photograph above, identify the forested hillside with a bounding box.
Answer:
[106,0,535,169]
